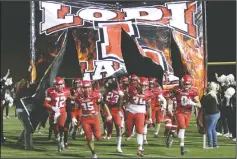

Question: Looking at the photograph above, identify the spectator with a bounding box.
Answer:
[221,74,236,139]
[215,83,228,136]
[215,73,230,137]
[201,82,220,149]
[1,69,10,143]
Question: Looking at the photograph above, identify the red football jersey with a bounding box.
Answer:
[104,88,122,111]
[45,87,71,112]
[75,91,102,116]
[150,87,162,108]
[128,86,152,105]
[172,86,198,113]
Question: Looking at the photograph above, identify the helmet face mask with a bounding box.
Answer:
[181,75,193,91]
[82,80,92,97]
[183,83,191,91]
[73,78,82,89]
[149,82,155,88]
[82,86,91,97]
[54,77,65,92]
[139,77,149,93]
[141,84,148,92]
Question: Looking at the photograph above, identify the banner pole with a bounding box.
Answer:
[30,1,36,84]
[202,1,208,149]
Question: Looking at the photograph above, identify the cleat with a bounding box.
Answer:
[181,149,189,155]
[137,150,144,157]
[143,140,148,145]
[93,154,97,158]
[107,134,112,140]
[102,133,107,139]
[116,147,123,153]
[232,138,236,142]
[154,133,158,138]
[64,143,70,150]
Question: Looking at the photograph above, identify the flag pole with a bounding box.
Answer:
[30,1,36,84]
[202,1,208,149]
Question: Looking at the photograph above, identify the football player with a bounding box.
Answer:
[119,76,129,134]
[70,78,84,140]
[168,75,201,155]
[72,80,112,158]
[44,77,71,152]
[163,89,177,148]
[126,74,140,138]
[148,77,167,138]
[126,77,153,157]
[104,77,124,152]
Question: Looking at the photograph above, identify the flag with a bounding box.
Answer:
[21,30,69,132]
[121,29,164,86]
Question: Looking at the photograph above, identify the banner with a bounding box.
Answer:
[32,1,207,95]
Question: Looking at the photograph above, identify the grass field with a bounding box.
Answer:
[1,107,236,158]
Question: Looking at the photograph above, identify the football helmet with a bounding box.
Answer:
[148,77,157,88]
[130,74,139,85]
[121,76,129,85]
[54,77,65,92]
[139,77,149,92]
[181,75,193,91]
[73,78,82,89]
[82,80,92,97]
[104,77,117,91]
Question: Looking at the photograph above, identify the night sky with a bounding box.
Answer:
[1,1,236,82]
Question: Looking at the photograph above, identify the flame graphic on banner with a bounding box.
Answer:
[173,31,205,96]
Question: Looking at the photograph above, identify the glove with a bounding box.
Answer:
[107,115,112,121]
[72,117,78,126]
[53,112,60,124]
[2,100,5,105]
[187,99,197,106]
[118,111,124,118]
[118,90,124,96]
[148,118,153,124]
[52,107,60,113]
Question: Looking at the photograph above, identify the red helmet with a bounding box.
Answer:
[140,77,149,85]
[73,78,82,88]
[82,80,92,88]
[121,76,128,82]
[131,74,138,80]
[82,80,92,97]
[148,77,157,83]
[139,77,149,92]
[130,74,139,85]
[53,77,65,92]
[181,75,193,90]
[148,77,157,88]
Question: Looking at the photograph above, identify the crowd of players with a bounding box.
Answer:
[42,74,201,158]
